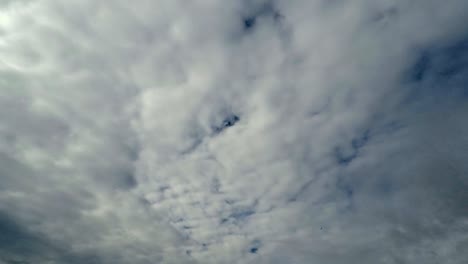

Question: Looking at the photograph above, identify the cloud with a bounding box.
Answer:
[1,0,467,263]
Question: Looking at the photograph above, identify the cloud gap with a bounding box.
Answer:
[334,129,370,166]
[213,114,240,134]
[241,0,284,31]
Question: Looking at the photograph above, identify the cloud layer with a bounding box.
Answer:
[1,0,468,263]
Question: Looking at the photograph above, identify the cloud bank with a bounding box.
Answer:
[1,0,468,263]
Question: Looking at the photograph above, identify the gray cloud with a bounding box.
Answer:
[1,0,467,263]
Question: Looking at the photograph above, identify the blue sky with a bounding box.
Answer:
[0,0,468,263]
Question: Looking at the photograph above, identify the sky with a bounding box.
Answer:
[0,0,468,263]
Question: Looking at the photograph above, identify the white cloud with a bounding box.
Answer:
[1,0,468,263]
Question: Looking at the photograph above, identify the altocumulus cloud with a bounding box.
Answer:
[1,0,468,263]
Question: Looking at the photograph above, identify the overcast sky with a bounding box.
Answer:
[1,0,468,263]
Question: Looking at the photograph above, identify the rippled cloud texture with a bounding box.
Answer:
[1,0,468,263]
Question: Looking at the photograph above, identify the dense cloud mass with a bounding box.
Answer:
[1,0,468,263]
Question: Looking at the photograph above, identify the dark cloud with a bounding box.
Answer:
[0,211,100,264]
